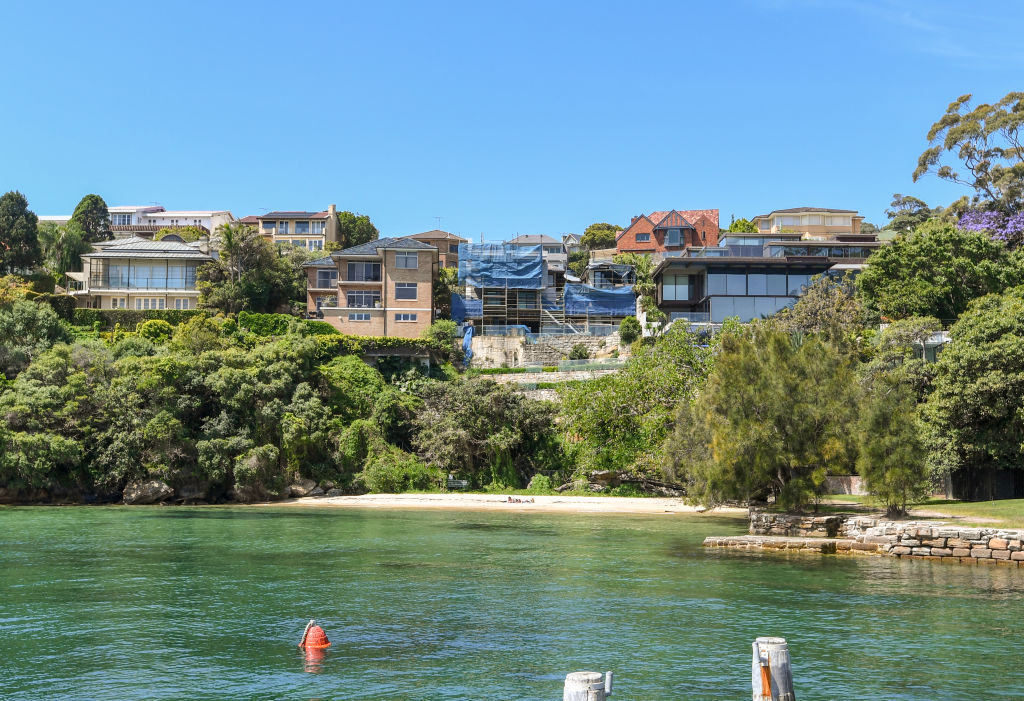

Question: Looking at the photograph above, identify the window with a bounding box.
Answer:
[174,298,192,310]
[758,218,771,231]
[112,213,132,226]
[348,313,371,321]
[111,297,127,309]
[347,290,380,308]
[516,291,538,309]
[291,240,304,248]
[666,228,681,246]
[262,221,276,232]
[295,221,310,234]
[395,251,418,269]
[747,273,767,296]
[707,273,727,296]
[395,282,417,300]
[310,221,325,234]
[316,270,338,288]
[788,273,811,295]
[278,221,289,234]
[663,274,690,301]
[806,215,823,225]
[395,313,417,322]
[544,246,562,254]
[309,239,323,251]
[827,215,851,226]
[727,273,746,295]
[449,243,459,253]
[766,273,787,295]
[779,216,801,227]
[635,233,651,242]
[134,298,166,310]
[107,264,130,287]
[167,265,189,289]
[316,295,337,308]
[347,262,381,281]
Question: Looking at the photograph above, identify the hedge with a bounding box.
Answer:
[312,333,445,362]
[72,308,207,330]
[237,311,293,336]
[36,294,77,321]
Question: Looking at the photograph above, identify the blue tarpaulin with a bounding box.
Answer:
[563,284,636,316]
[451,294,482,322]
[462,325,474,364]
[458,243,544,289]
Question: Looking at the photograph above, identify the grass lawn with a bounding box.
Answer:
[821,494,1024,528]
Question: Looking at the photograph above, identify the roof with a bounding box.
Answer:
[302,255,336,268]
[562,233,581,243]
[754,207,861,218]
[507,234,561,245]
[410,229,469,242]
[332,236,438,257]
[38,215,71,222]
[261,211,330,219]
[81,237,212,260]
[144,210,231,217]
[616,209,720,241]
[108,205,165,213]
[238,215,259,224]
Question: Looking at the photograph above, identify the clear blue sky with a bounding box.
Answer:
[3,1,1022,240]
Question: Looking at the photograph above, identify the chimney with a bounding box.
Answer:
[326,204,338,244]
[198,234,210,255]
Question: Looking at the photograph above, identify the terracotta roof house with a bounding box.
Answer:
[616,209,720,255]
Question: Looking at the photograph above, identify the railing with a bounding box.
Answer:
[669,311,711,323]
[88,278,197,290]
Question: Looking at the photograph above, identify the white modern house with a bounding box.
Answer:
[67,237,214,310]
[107,206,235,238]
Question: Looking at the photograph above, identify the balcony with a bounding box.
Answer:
[87,277,197,291]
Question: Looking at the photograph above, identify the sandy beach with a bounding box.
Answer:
[276,492,747,515]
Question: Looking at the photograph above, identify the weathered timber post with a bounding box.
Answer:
[751,637,795,701]
[563,670,612,701]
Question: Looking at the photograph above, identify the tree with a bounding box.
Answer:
[726,217,757,233]
[613,252,663,333]
[924,286,1024,499]
[37,220,89,284]
[580,222,619,250]
[197,223,305,313]
[336,211,378,250]
[884,194,936,235]
[567,250,589,277]
[860,221,879,234]
[774,272,866,347]
[672,326,858,511]
[433,266,459,319]
[618,315,641,344]
[914,92,1024,215]
[0,191,41,274]
[856,220,1024,322]
[0,300,73,377]
[859,316,942,402]
[856,372,929,518]
[71,194,112,243]
[155,226,206,242]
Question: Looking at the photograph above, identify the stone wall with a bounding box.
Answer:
[521,333,622,366]
[824,475,867,496]
[750,510,845,538]
[846,519,1024,564]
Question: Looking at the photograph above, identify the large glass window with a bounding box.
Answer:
[395,313,417,322]
[663,274,690,301]
[665,228,681,246]
[759,218,771,231]
[765,273,787,295]
[174,298,192,310]
[278,221,289,234]
[167,265,187,288]
[112,213,132,226]
[395,252,418,269]
[517,291,538,309]
[134,297,166,310]
[635,233,651,242]
[108,264,130,287]
[395,282,417,300]
[727,273,746,295]
[788,273,811,295]
[707,273,727,296]
[347,262,381,281]
[262,221,276,232]
[310,221,325,234]
[747,273,767,295]
[316,270,338,288]
[347,290,381,308]
[294,221,310,234]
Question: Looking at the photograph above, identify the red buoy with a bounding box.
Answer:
[299,619,331,649]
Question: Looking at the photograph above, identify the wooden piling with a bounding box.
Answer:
[751,637,795,701]
[563,670,612,701]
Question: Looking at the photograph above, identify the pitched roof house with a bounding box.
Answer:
[616,209,720,254]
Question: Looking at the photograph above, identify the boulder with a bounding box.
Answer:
[289,478,317,498]
[123,480,174,505]
[227,485,264,504]
[319,480,336,491]
[175,483,209,502]
[308,486,325,497]
[589,470,621,487]
[325,488,345,497]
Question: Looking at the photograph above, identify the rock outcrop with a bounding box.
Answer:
[123,480,174,505]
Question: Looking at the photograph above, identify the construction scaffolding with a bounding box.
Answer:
[454,243,635,335]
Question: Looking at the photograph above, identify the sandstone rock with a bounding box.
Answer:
[1009,540,1022,550]
[123,480,174,505]
[1011,552,1024,561]
[326,488,345,497]
[947,538,970,548]
[589,470,621,487]
[891,546,911,555]
[308,487,325,497]
[970,548,992,559]
[951,548,972,557]
[227,485,264,503]
[988,538,1009,550]
[911,547,932,556]
[960,528,982,540]
[288,478,317,497]
[931,548,953,557]
[992,549,1011,560]
[900,539,921,547]
[319,480,336,490]
[922,538,946,547]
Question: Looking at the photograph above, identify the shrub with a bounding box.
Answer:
[304,319,339,335]
[525,473,553,493]
[137,319,174,344]
[237,311,294,336]
[619,315,641,344]
[71,308,204,330]
[36,295,77,321]
[359,449,440,493]
[568,343,590,360]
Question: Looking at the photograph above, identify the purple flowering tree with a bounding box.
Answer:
[959,210,1024,248]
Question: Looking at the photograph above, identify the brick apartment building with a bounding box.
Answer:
[615,209,720,255]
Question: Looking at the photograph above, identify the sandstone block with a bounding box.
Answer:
[947,538,970,548]
[1009,540,1022,551]
[853,542,880,552]
[911,547,932,556]
[922,538,946,547]
[960,529,982,540]
[971,548,992,559]
[977,558,997,566]
[992,549,1011,560]
[891,546,911,555]
[1011,552,1024,561]
[951,548,972,557]
[864,535,896,544]
[931,548,953,557]
[900,539,921,547]
[937,529,961,539]
[123,479,174,505]
[988,538,1009,550]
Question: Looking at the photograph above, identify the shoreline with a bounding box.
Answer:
[270,492,748,516]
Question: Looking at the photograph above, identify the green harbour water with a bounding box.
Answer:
[2,506,1023,700]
